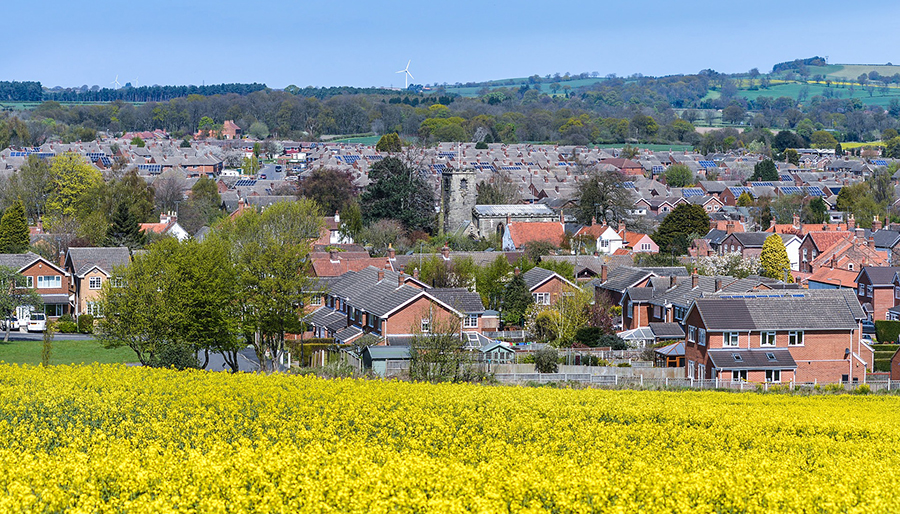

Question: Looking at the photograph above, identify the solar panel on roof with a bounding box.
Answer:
[780,186,803,195]
[806,186,825,197]
[779,174,793,182]
[651,165,665,173]
[750,182,774,187]
[874,160,889,166]
[100,156,112,167]
[622,181,636,189]
[699,160,717,168]
[682,188,704,197]
[234,179,258,187]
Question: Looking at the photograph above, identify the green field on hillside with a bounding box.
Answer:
[445,77,606,97]
[807,64,900,81]
[737,81,900,107]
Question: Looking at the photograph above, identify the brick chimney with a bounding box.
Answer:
[769,218,776,229]
[714,277,723,292]
[387,243,395,260]
[377,269,385,282]
[329,249,339,263]
[792,213,800,227]
[559,209,565,223]
[692,272,699,289]
[36,217,43,234]
[855,228,865,241]
[848,214,856,230]
[514,266,521,276]
[726,221,735,235]
[334,211,340,223]
[670,275,677,288]
[441,243,450,260]
[413,268,419,280]
[873,215,883,231]
[831,254,837,269]
[601,264,608,282]
[398,273,404,287]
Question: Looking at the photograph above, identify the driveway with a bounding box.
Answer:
[3,331,96,342]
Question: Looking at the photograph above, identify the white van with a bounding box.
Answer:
[27,313,46,332]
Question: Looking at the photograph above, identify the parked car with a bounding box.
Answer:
[861,320,876,336]
[27,313,46,332]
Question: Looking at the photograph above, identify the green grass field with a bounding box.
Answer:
[445,77,606,97]
[736,81,900,107]
[805,64,900,81]
[0,338,136,366]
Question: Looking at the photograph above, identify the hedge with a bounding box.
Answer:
[875,321,900,344]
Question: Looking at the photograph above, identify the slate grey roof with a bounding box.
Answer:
[334,325,363,343]
[0,252,42,271]
[725,232,775,248]
[66,247,132,277]
[427,288,485,314]
[649,322,685,339]
[692,294,860,331]
[703,288,866,320]
[857,266,900,286]
[597,266,654,293]
[308,307,350,333]
[707,349,797,370]
[625,287,656,302]
[522,267,556,290]
[872,230,900,249]
[641,267,690,277]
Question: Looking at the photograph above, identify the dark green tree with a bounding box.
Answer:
[106,202,147,250]
[751,159,779,181]
[663,164,694,188]
[179,176,223,234]
[359,157,435,233]
[501,271,533,327]
[784,148,800,166]
[0,200,30,253]
[653,203,710,255]
[803,197,827,224]
[297,167,356,214]
[130,136,145,147]
[375,132,402,152]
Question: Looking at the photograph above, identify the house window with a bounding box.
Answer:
[766,370,781,383]
[309,295,322,306]
[601,239,609,248]
[895,286,900,300]
[731,370,748,382]
[803,249,808,262]
[626,300,633,318]
[724,332,739,347]
[698,328,706,346]
[698,364,705,379]
[86,302,102,317]
[26,276,33,288]
[532,292,550,305]
[761,331,776,346]
[688,326,696,343]
[420,318,430,333]
[45,304,63,317]
[463,314,478,328]
[653,305,661,319]
[867,285,873,297]
[89,277,102,290]
[37,276,61,289]
[848,263,854,271]
[688,360,695,378]
[673,306,686,322]
[641,243,651,251]
[788,331,803,346]
[859,284,866,296]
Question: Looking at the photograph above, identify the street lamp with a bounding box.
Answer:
[827,277,842,289]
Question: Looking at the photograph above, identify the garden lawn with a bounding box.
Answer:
[0,338,136,366]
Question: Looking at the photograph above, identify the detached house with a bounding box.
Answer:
[683,291,870,384]
[522,267,579,306]
[308,267,486,346]
[64,247,132,317]
[0,252,71,318]
[854,266,900,321]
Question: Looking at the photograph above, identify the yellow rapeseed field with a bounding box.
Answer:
[1,364,899,513]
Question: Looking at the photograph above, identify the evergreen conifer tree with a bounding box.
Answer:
[501,271,533,327]
[760,234,793,282]
[0,200,31,253]
[106,202,147,250]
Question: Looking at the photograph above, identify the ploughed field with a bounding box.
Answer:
[1,364,898,513]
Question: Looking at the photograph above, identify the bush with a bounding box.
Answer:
[56,321,78,333]
[598,334,628,350]
[534,347,559,373]
[77,314,94,334]
[875,321,900,343]
[574,327,603,347]
[57,314,75,324]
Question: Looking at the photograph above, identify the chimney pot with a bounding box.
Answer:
[692,272,699,289]
[600,264,608,282]
[377,269,385,282]
[398,273,404,287]
[670,275,676,288]
[413,268,419,280]
[388,243,395,260]
[715,277,723,292]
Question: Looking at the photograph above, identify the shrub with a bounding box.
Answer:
[56,321,78,333]
[852,384,871,395]
[57,314,75,324]
[534,347,559,373]
[574,327,603,347]
[875,321,900,343]
[599,334,628,351]
[77,314,94,334]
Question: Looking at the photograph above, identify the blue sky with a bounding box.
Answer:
[4,0,900,89]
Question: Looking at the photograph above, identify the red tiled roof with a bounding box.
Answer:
[139,222,171,234]
[805,231,851,251]
[805,267,859,288]
[507,222,565,248]
[311,258,392,277]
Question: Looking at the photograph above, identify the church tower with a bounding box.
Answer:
[441,167,477,234]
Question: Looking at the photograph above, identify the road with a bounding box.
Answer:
[3,331,96,341]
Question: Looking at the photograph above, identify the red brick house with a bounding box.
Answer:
[0,252,71,318]
[683,291,871,384]
[308,267,486,345]
[798,231,853,273]
[855,267,900,321]
[522,266,579,306]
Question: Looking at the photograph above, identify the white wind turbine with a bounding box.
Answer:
[396,60,414,89]
[110,75,121,89]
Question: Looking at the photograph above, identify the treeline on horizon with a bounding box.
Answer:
[1,58,900,153]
